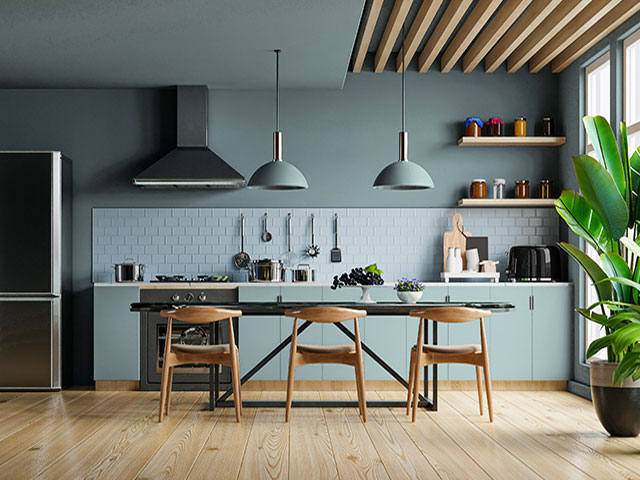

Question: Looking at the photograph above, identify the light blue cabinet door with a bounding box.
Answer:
[238,315,281,380]
[322,320,363,380]
[532,285,573,380]
[280,317,323,380]
[238,286,281,302]
[489,285,532,380]
[371,286,398,302]
[322,286,361,302]
[364,316,407,380]
[94,286,140,381]
[280,286,323,302]
[448,285,492,380]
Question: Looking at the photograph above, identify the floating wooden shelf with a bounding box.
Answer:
[457,136,566,147]
[457,198,556,207]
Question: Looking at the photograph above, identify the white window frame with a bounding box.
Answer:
[624,29,640,145]
[584,51,611,359]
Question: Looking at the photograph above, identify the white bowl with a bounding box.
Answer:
[397,291,423,303]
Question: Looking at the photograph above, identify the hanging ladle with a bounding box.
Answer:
[262,212,272,242]
[306,213,320,257]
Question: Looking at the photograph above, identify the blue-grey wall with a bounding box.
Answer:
[0,67,561,385]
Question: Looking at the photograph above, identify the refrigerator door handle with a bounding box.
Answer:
[0,293,60,299]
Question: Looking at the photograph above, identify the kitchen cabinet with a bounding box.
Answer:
[532,285,572,380]
[238,285,281,303]
[489,285,532,380]
[94,285,140,381]
[364,316,407,380]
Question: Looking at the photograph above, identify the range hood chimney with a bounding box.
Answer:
[133,86,245,189]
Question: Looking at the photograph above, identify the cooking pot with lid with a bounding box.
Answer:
[114,258,145,282]
[249,259,284,282]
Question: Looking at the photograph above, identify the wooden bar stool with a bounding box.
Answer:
[159,307,243,423]
[407,307,493,422]
[284,307,367,422]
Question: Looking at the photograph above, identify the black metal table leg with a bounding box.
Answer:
[424,319,429,401]
[215,321,220,405]
[432,319,438,410]
[209,321,215,411]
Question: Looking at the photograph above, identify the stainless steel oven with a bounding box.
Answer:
[139,287,238,391]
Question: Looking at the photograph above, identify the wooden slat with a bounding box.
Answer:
[288,391,339,479]
[529,0,622,73]
[463,0,533,72]
[552,0,640,73]
[485,0,561,72]
[466,391,640,480]
[507,0,590,72]
[237,391,290,479]
[418,0,473,72]
[395,0,443,72]
[445,392,602,479]
[320,391,390,479]
[352,0,384,73]
[374,0,413,72]
[441,0,503,73]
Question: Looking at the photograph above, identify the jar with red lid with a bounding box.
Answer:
[465,117,483,137]
[486,117,504,136]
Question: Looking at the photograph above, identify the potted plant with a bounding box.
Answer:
[555,115,640,436]
[394,278,424,303]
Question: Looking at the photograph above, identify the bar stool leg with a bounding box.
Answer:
[407,348,416,415]
[475,365,483,416]
[165,366,174,416]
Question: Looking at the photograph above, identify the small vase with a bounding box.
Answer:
[359,286,375,303]
[397,291,423,303]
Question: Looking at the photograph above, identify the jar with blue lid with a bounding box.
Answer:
[465,117,483,137]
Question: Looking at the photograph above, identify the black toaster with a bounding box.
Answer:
[505,245,562,282]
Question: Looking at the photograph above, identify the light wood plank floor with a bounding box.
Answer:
[0,389,638,479]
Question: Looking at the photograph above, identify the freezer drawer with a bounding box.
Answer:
[0,299,57,388]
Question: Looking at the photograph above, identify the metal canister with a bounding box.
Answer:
[493,178,505,199]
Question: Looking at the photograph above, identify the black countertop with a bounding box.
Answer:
[130,301,515,314]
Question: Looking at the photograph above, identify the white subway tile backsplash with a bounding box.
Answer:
[93,207,559,282]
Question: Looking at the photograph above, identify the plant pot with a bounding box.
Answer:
[590,360,640,437]
[397,291,423,303]
[358,286,375,304]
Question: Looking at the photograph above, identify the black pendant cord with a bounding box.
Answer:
[401,24,405,132]
[275,49,280,132]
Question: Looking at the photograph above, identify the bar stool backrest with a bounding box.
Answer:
[410,307,491,324]
[285,306,366,323]
[160,306,242,324]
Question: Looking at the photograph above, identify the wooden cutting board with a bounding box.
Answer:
[443,213,471,271]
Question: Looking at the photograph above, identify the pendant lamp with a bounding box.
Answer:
[248,50,308,190]
[373,26,434,190]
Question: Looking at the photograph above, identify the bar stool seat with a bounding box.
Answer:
[297,344,355,354]
[418,344,481,355]
[172,344,230,355]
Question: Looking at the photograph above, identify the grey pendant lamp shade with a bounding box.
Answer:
[373,26,434,190]
[248,50,308,190]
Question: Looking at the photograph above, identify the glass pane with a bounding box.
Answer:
[626,36,640,125]
[587,60,610,120]
[629,131,640,153]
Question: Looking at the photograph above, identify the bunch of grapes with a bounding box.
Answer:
[331,267,384,289]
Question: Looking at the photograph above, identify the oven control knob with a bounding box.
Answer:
[171,294,180,302]
[184,292,194,302]
[198,294,207,302]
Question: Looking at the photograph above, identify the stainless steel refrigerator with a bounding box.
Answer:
[0,152,71,390]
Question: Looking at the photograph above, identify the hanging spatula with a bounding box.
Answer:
[331,213,342,263]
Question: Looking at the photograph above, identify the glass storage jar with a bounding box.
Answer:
[470,179,487,199]
[493,178,505,199]
[486,117,504,136]
[539,179,552,199]
[465,117,483,137]
[542,117,553,136]
[514,117,527,137]
[515,179,530,199]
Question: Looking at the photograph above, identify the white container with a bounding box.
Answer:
[397,291,423,303]
[454,248,463,273]
[466,248,480,272]
[446,247,457,273]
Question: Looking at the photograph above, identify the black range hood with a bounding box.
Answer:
[133,86,245,189]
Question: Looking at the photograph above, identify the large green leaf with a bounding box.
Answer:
[601,253,633,303]
[573,154,629,239]
[613,351,640,386]
[610,323,640,355]
[559,242,612,301]
[555,190,613,254]
[584,116,626,198]
[630,147,640,224]
[586,334,614,360]
[621,123,632,226]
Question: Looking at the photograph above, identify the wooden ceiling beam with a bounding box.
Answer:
[506,0,590,73]
[418,0,473,73]
[395,0,443,72]
[441,0,503,73]
[462,0,532,73]
[529,0,622,73]
[552,0,640,73]
[484,0,561,73]
[352,0,384,73]
[374,0,412,72]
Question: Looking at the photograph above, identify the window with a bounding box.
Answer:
[625,29,640,152]
[584,52,611,359]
